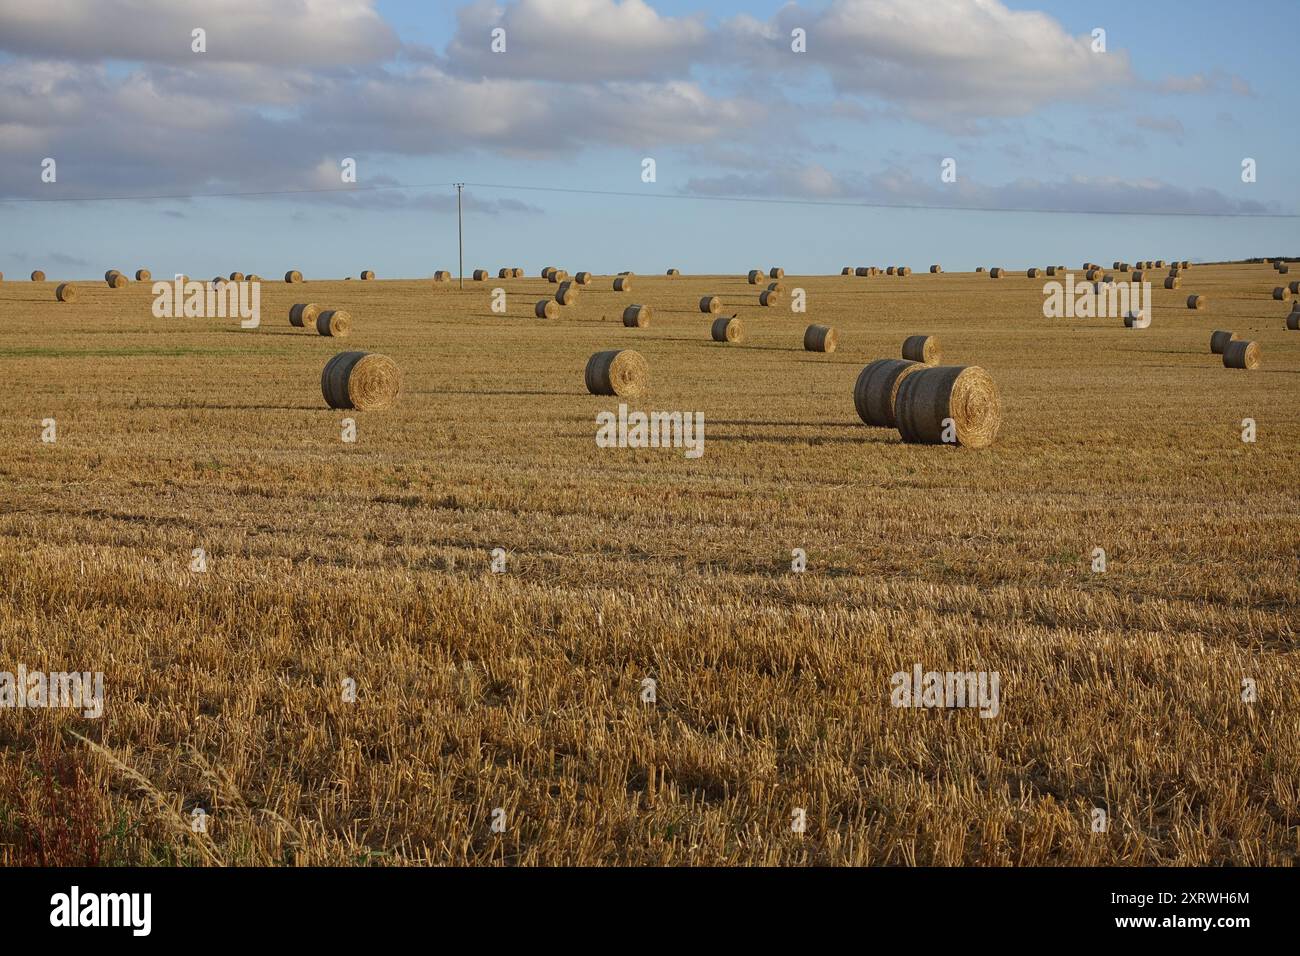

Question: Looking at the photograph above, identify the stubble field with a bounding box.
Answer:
[1,263,1297,865]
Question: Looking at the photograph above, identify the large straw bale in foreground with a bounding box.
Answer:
[895,365,1001,448]
[585,349,648,397]
[853,358,922,428]
[321,351,402,410]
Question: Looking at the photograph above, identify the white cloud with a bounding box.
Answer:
[0,0,399,66]
[444,0,712,81]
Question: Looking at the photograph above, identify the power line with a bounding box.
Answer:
[0,177,1296,219]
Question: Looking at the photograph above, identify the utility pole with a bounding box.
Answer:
[455,183,464,290]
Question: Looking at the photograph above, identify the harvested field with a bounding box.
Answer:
[1,263,1297,867]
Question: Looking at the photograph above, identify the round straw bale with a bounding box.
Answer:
[1187,294,1206,310]
[106,272,127,288]
[989,268,1003,278]
[842,267,854,275]
[1112,261,1122,269]
[699,295,721,314]
[1272,287,1289,301]
[541,266,556,278]
[549,270,568,283]
[1131,270,1145,283]
[759,289,782,307]
[766,280,785,293]
[901,335,941,364]
[1287,312,1300,331]
[1123,310,1150,329]
[1119,264,1130,273]
[711,316,743,343]
[617,271,634,276]
[769,267,785,279]
[1181,260,1189,269]
[472,269,488,281]
[1223,340,1261,369]
[285,270,303,283]
[585,349,648,397]
[853,358,922,428]
[514,268,525,278]
[1022,268,1036,278]
[886,267,897,276]
[229,272,245,281]
[575,271,592,285]
[289,303,321,328]
[1155,260,1165,268]
[359,270,375,280]
[321,351,402,411]
[556,281,579,305]
[613,276,632,292]
[135,269,151,281]
[804,324,838,353]
[895,365,1001,448]
[535,299,558,319]
[316,309,352,337]
[855,267,870,277]
[1288,281,1300,294]
[1164,276,1181,289]
[498,268,511,279]
[623,305,650,328]
[210,276,226,288]
[104,269,122,283]
[55,283,77,303]
[1279,264,1290,274]
[748,270,763,284]
[1046,266,1058,276]
[1209,330,1237,353]
[1102,274,1115,284]
[930,265,942,274]
[975,267,985,273]
[433,271,450,283]
[898,267,912,276]
[667,269,680,276]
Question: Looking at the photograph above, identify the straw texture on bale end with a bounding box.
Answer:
[804,324,838,353]
[285,270,303,283]
[321,351,402,411]
[1209,330,1237,354]
[901,335,941,365]
[316,310,352,337]
[759,289,782,307]
[698,295,721,314]
[433,271,451,283]
[896,267,912,276]
[535,299,558,319]
[988,268,1003,278]
[930,265,942,274]
[895,365,1001,449]
[55,283,77,303]
[1222,340,1261,370]
[289,303,321,328]
[613,276,632,292]
[556,281,579,305]
[548,270,569,283]
[710,316,743,343]
[135,269,151,282]
[748,270,763,284]
[623,305,651,328]
[585,349,648,397]
[1164,276,1181,289]
[473,269,488,281]
[854,358,922,428]
[1187,294,1206,310]
[360,270,375,280]
[575,272,592,285]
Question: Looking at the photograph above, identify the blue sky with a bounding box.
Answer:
[1,0,1295,279]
